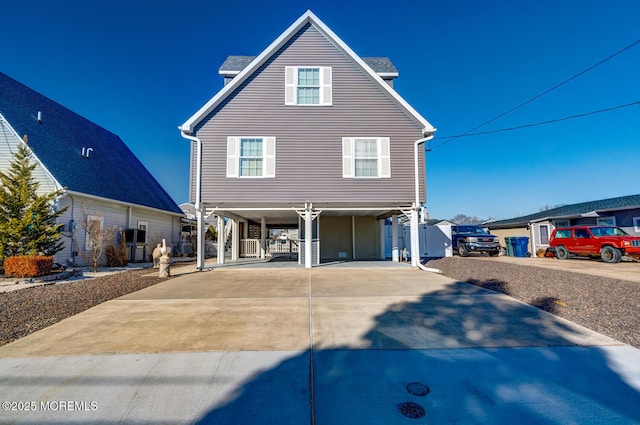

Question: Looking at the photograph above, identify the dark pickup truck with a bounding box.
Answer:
[452,225,500,257]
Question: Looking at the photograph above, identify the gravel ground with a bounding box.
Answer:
[0,268,169,346]
[426,257,639,348]
[1,259,638,349]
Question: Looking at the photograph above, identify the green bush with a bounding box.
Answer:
[3,255,53,277]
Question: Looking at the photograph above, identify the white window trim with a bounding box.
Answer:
[633,217,640,233]
[285,66,332,106]
[539,224,550,245]
[226,136,276,178]
[85,215,104,251]
[342,137,391,179]
[596,216,616,226]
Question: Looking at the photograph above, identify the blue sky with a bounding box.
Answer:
[2,1,639,221]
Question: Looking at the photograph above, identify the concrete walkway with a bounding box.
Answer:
[1,263,639,424]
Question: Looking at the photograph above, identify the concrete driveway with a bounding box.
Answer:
[1,262,639,424]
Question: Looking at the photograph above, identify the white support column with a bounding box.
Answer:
[298,216,302,265]
[410,204,419,267]
[260,217,266,259]
[392,214,399,262]
[231,219,238,261]
[316,215,321,265]
[196,206,205,270]
[305,204,313,269]
[352,216,356,260]
[217,215,225,264]
[379,219,385,259]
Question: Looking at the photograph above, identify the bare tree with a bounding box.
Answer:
[449,214,481,224]
[76,209,118,274]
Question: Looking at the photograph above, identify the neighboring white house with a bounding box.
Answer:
[0,71,184,266]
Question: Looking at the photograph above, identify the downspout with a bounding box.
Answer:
[413,131,442,274]
[180,128,205,270]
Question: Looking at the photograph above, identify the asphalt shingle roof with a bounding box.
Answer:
[0,72,182,214]
[489,194,640,227]
[218,55,398,75]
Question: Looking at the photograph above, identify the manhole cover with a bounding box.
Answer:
[397,402,425,419]
[406,382,430,396]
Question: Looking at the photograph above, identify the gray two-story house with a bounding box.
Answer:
[180,10,436,269]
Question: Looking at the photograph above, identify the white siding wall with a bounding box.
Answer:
[56,195,180,266]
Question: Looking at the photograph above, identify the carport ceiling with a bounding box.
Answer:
[204,204,410,225]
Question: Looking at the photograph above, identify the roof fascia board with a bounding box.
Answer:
[376,72,400,78]
[309,14,434,133]
[181,10,435,135]
[181,11,314,133]
[65,190,184,217]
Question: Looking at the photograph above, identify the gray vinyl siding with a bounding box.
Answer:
[193,24,426,205]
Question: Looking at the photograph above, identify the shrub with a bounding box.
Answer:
[3,255,53,277]
[106,244,128,267]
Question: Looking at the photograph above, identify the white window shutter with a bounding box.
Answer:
[226,136,239,177]
[320,67,332,106]
[285,67,296,105]
[379,137,391,178]
[264,137,276,178]
[342,137,353,178]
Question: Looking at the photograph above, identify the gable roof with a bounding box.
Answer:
[0,71,183,215]
[488,194,640,228]
[180,10,434,135]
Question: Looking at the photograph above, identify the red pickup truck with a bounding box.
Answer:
[549,226,640,263]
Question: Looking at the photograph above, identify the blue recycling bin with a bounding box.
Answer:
[512,237,529,257]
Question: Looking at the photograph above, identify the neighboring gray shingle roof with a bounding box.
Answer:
[0,72,183,215]
[361,57,398,75]
[489,194,640,228]
[219,56,256,75]
[218,55,398,76]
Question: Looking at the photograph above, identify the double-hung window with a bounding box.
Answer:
[285,66,332,106]
[342,137,391,178]
[226,136,276,178]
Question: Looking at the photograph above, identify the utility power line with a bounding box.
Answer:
[432,37,640,150]
[436,100,640,139]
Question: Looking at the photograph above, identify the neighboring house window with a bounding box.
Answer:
[226,137,276,178]
[539,224,550,245]
[342,137,391,178]
[634,217,640,233]
[596,216,616,226]
[138,221,148,244]
[552,219,569,228]
[285,66,332,106]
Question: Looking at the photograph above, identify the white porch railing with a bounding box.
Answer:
[240,239,299,258]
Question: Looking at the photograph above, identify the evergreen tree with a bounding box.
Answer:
[0,142,67,260]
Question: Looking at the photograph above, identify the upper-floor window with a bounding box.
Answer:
[226,136,276,178]
[342,137,390,178]
[285,66,332,106]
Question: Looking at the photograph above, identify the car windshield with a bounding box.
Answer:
[457,226,489,235]
[589,226,628,237]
